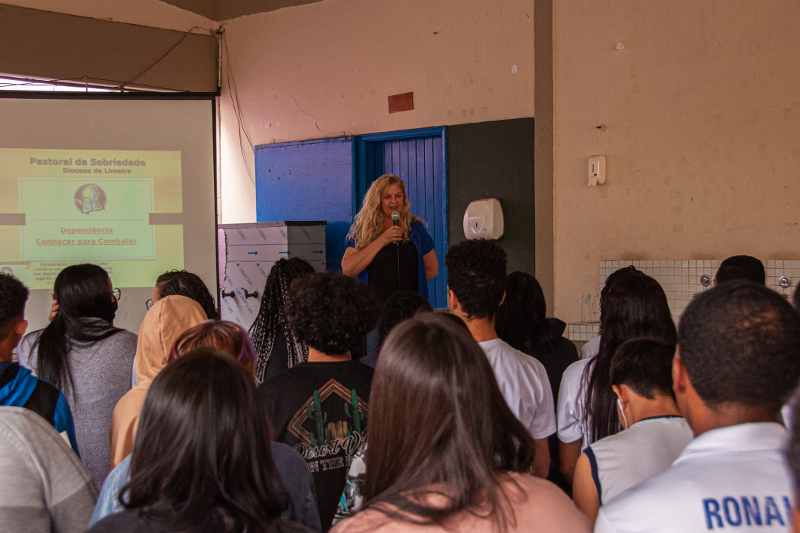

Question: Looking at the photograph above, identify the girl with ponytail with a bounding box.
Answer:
[18,263,138,487]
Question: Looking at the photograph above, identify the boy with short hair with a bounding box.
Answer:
[0,273,78,452]
[445,239,556,478]
[595,281,800,532]
[572,338,693,522]
[259,272,379,531]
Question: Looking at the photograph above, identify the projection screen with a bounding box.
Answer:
[0,95,217,333]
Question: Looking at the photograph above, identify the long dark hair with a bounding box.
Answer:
[33,264,120,394]
[122,348,288,532]
[496,272,549,352]
[249,258,315,383]
[583,274,676,443]
[363,313,535,532]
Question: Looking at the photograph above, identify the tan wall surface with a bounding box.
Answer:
[553,0,800,323]
[218,0,534,223]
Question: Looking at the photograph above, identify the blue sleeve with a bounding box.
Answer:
[52,393,79,458]
[416,222,435,255]
[90,455,131,526]
[345,235,355,249]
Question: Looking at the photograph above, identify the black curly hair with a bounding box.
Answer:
[444,239,506,320]
[678,280,800,411]
[715,255,765,285]
[377,291,432,349]
[285,273,380,355]
[156,270,219,320]
[0,273,28,341]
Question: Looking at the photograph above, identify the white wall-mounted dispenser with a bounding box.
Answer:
[588,155,606,186]
[463,198,504,240]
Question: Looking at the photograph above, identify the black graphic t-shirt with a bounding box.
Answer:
[258,360,374,531]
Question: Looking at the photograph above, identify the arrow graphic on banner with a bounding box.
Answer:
[247,251,258,256]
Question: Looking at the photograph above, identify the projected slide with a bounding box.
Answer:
[0,149,183,289]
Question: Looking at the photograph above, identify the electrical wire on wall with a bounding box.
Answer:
[220,30,256,188]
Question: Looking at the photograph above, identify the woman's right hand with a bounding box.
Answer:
[380,226,404,246]
[48,294,59,322]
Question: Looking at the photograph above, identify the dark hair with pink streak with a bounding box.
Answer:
[168,320,256,377]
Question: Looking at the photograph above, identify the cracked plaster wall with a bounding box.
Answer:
[217,0,534,224]
[553,0,800,323]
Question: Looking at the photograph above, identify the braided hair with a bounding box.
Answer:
[249,258,315,383]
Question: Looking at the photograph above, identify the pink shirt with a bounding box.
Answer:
[332,473,591,533]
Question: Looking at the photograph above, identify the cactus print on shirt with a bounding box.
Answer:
[259,360,374,531]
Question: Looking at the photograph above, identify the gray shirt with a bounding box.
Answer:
[18,322,137,488]
[0,406,98,533]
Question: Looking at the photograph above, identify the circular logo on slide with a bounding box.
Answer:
[74,184,107,214]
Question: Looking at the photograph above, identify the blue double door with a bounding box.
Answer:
[255,127,448,308]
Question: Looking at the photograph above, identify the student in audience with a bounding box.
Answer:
[713,254,765,285]
[332,313,591,533]
[89,349,313,533]
[595,281,800,532]
[18,263,138,487]
[250,258,316,383]
[445,239,556,479]
[787,393,800,530]
[109,295,206,467]
[579,266,641,361]
[259,273,379,531]
[0,274,78,451]
[361,290,432,368]
[150,269,219,319]
[558,273,676,485]
[572,338,693,522]
[0,407,97,533]
[92,320,321,530]
[496,271,578,493]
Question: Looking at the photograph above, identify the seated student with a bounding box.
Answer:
[92,320,321,531]
[0,407,97,533]
[250,258,316,384]
[557,273,675,485]
[0,274,78,451]
[109,295,206,467]
[445,239,556,479]
[332,313,591,533]
[89,350,313,533]
[572,338,693,522]
[595,281,800,533]
[578,266,641,361]
[150,269,219,319]
[714,255,765,285]
[18,263,138,487]
[360,290,432,368]
[496,271,578,492]
[259,273,379,531]
[787,393,800,530]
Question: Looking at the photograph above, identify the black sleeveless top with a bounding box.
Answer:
[367,240,419,302]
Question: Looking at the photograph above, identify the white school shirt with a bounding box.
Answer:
[594,422,793,533]
[557,358,590,445]
[478,338,557,440]
[585,416,693,504]
[580,336,601,360]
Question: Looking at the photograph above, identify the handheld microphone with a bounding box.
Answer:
[391,211,401,288]
[391,211,400,226]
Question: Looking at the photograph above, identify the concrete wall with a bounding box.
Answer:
[552,0,800,322]
[218,0,535,223]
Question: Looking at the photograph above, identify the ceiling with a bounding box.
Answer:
[159,0,326,21]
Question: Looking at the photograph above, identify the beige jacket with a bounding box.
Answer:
[109,295,206,467]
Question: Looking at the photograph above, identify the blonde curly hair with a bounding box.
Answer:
[347,174,423,249]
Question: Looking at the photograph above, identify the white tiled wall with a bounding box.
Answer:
[567,259,799,342]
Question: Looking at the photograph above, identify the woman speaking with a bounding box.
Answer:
[342,174,438,302]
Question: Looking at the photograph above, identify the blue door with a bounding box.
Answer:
[357,127,448,308]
